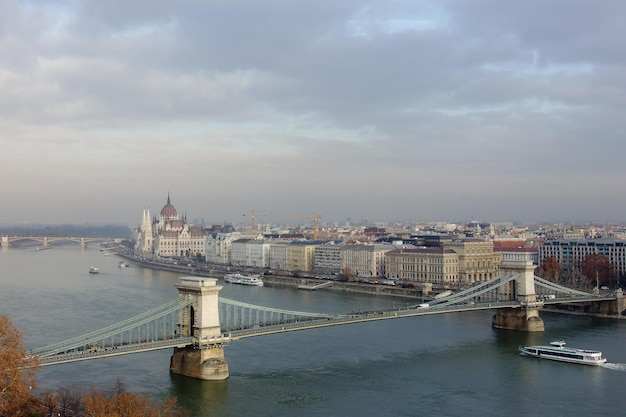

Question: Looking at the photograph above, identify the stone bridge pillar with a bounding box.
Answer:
[492,261,544,332]
[170,277,230,380]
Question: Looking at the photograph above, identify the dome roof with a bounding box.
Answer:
[160,194,178,218]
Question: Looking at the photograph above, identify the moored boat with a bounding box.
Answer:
[224,273,264,286]
[89,267,100,274]
[519,341,606,365]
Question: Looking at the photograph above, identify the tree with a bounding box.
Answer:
[82,382,190,417]
[57,386,84,416]
[339,267,356,282]
[39,390,60,416]
[579,253,616,288]
[1,316,189,416]
[537,256,561,283]
[0,315,39,417]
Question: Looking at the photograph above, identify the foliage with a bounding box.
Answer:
[579,253,616,288]
[0,315,40,417]
[0,316,189,417]
[537,256,561,283]
[81,382,190,417]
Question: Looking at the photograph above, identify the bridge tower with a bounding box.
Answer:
[170,277,230,380]
[492,261,545,332]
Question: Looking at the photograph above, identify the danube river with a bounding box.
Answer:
[1,246,626,416]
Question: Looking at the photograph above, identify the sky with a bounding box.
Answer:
[1,1,625,227]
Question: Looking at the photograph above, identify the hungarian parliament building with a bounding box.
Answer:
[133,194,205,259]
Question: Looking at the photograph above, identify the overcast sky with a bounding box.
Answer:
[2,1,625,227]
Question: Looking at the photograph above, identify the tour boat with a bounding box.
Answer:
[519,341,606,365]
[89,267,100,274]
[224,273,264,287]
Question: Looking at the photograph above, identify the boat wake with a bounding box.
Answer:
[601,363,626,371]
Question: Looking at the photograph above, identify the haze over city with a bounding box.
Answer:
[2,1,625,226]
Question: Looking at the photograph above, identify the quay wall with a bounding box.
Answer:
[117,252,424,299]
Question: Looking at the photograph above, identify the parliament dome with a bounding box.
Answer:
[160,194,178,219]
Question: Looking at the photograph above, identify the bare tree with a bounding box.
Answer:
[579,253,616,288]
[39,390,60,416]
[339,267,356,282]
[57,386,83,416]
[537,256,561,283]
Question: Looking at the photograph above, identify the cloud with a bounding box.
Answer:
[1,0,625,225]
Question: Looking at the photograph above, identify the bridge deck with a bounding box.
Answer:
[35,337,195,366]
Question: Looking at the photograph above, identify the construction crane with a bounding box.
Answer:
[291,212,321,240]
[242,211,321,239]
[242,210,272,230]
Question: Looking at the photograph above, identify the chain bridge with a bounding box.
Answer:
[28,262,623,380]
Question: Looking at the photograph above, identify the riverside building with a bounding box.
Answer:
[385,247,459,284]
[133,194,205,259]
[384,238,501,286]
[539,238,626,278]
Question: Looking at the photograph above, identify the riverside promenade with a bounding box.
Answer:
[116,251,425,299]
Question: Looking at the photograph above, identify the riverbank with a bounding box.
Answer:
[116,251,424,299]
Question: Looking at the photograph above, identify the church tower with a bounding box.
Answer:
[140,207,153,255]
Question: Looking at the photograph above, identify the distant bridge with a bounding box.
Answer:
[29,263,622,380]
[1,235,120,248]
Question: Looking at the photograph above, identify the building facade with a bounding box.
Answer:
[204,225,240,265]
[442,239,501,284]
[134,194,205,259]
[539,238,626,278]
[340,244,394,278]
[313,242,344,275]
[286,241,321,272]
[385,247,459,284]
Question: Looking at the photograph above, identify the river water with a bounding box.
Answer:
[1,246,625,416]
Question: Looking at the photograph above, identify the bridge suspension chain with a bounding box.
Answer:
[533,276,595,297]
[31,296,196,358]
[413,274,519,309]
[218,297,337,318]
[218,296,338,332]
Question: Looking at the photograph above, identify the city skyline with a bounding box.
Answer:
[2,1,625,225]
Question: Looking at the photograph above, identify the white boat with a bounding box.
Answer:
[224,273,264,287]
[89,267,100,274]
[519,341,606,365]
[118,261,130,268]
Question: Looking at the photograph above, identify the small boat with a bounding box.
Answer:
[224,273,264,286]
[519,341,606,365]
[118,261,130,268]
[89,267,100,274]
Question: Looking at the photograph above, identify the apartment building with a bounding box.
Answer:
[442,238,501,284]
[539,238,626,277]
[340,244,394,278]
[285,241,321,272]
[385,247,459,284]
[313,242,343,275]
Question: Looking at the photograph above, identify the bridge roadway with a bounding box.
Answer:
[36,293,616,366]
[37,337,195,366]
[226,295,617,339]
